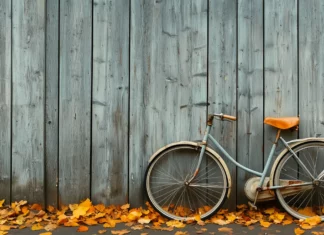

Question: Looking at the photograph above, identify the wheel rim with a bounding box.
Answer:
[274,142,324,220]
[146,146,228,220]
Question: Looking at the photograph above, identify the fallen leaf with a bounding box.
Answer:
[260,220,271,228]
[138,217,151,224]
[0,225,10,231]
[31,223,44,231]
[44,223,57,231]
[166,220,186,228]
[312,232,324,235]
[121,204,130,210]
[77,225,88,232]
[218,227,233,233]
[39,232,52,235]
[98,230,107,234]
[0,232,7,235]
[30,204,42,211]
[175,232,188,235]
[300,224,313,230]
[295,227,305,235]
[111,229,130,235]
[131,224,144,230]
[304,216,321,226]
[0,201,5,208]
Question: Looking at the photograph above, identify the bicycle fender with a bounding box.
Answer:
[269,138,324,187]
[148,141,232,198]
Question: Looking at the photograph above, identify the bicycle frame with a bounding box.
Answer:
[188,124,314,191]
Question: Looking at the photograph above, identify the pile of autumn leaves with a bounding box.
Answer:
[0,199,323,235]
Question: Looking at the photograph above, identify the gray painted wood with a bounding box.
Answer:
[45,0,59,207]
[237,0,264,204]
[264,0,298,167]
[92,0,129,205]
[11,0,45,204]
[208,0,237,210]
[130,0,208,207]
[0,0,11,203]
[299,0,324,138]
[59,0,92,205]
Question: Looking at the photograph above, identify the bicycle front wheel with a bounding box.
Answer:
[145,143,229,221]
[273,141,324,220]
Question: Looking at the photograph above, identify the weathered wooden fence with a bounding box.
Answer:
[0,0,324,209]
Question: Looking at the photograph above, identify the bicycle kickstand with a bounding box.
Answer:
[248,190,259,210]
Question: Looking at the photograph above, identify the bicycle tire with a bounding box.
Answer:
[273,140,324,220]
[145,142,229,221]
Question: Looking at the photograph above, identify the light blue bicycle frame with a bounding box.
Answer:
[188,123,314,192]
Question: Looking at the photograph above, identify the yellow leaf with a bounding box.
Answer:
[73,207,88,219]
[175,232,188,235]
[69,204,79,211]
[47,205,55,213]
[64,221,79,227]
[166,220,186,228]
[264,208,275,215]
[94,212,106,219]
[225,213,236,222]
[210,217,229,225]
[31,223,44,231]
[304,216,321,226]
[121,204,130,210]
[0,231,8,235]
[218,227,233,232]
[295,227,305,235]
[98,230,107,234]
[39,232,52,235]
[103,219,116,228]
[0,200,4,207]
[127,210,142,221]
[0,225,10,231]
[311,232,324,235]
[79,199,92,208]
[260,220,271,228]
[298,207,316,217]
[77,225,89,232]
[237,204,248,210]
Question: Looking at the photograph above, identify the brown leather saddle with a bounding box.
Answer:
[264,117,299,130]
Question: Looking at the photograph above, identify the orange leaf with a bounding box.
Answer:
[298,207,316,217]
[138,217,151,224]
[166,220,186,228]
[111,229,130,235]
[264,208,275,215]
[103,219,116,228]
[260,220,271,228]
[282,219,293,225]
[225,213,236,222]
[31,223,44,231]
[77,226,89,232]
[83,218,98,226]
[300,224,313,230]
[47,205,55,213]
[0,225,11,231]
[304,216,321,226]
[64,221,80,227]
[39,233,52,235]
[175,232,188,235]
[0,231,7,235]
[98,230,107,234]
[95,204,106,212]
[131,224,144,230]
[44,223,57,231]
[237,204,248,210]
[30,204,42,211]
[121,204,130,210]
[295,227,305,235]
[218,227,233,232]
[0,200,5,208]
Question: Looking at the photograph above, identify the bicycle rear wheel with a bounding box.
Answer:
[273,141,324,220]
[145,143,229,221]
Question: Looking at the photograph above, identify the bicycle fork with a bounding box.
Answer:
[186,125,212,185]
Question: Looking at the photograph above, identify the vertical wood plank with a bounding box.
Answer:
[45,0,59,207]
[12,0,45,203]
[0,0,11,203]
[299,0,324,138]
[264,0,298,165]
[59,0,92,205]
[130,0,208,207]
[92,0,129,205]
[209,0,237,209]
[237,0,263,204]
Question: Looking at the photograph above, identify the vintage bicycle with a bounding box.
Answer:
[144,113,324,221]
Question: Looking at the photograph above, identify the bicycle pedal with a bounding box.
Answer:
[248,201,257,210]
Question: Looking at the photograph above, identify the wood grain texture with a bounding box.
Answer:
[45,0,59,207]
[237,0,263,204]
[59,0,92,205]
[208,0,237,209]
[11,0,45,204]
[264,0,298,165]
[91,0,129,205]
[299,0,324,138]
[129,0,208,207]
[0,0,11,202]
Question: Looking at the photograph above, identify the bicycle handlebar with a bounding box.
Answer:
[214,113,237,121]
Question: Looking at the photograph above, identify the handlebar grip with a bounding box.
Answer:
[222,114,237,121]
